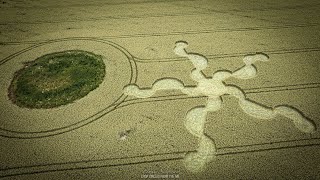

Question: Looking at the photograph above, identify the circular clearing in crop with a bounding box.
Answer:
[8,50,106,109]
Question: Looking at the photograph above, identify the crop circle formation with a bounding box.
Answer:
[8,50,106,109]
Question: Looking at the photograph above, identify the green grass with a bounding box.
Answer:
[8,50,106,109]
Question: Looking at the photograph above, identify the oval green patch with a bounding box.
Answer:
[8,50,106,109]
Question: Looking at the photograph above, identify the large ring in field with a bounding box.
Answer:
[0,38,137,138]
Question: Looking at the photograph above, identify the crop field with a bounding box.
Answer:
[0,0,319,179]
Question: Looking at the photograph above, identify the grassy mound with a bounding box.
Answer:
[8,50,106,109]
